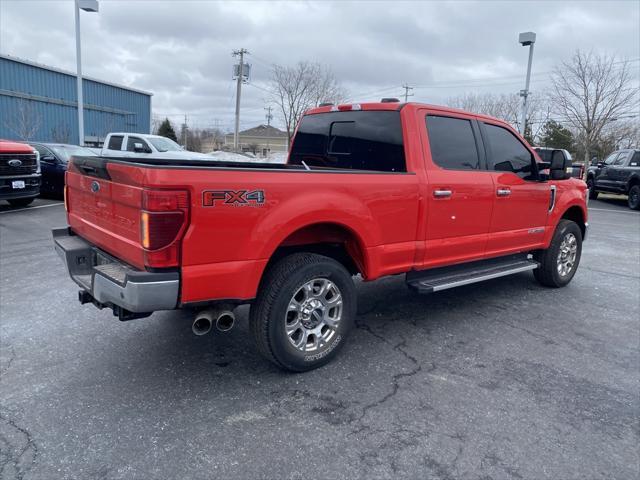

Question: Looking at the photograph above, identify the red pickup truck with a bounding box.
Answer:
[54,102,588,371]
[1,140,41,207]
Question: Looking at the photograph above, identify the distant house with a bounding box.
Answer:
[224,124,288,156]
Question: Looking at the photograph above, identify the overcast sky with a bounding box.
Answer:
[1,0,638,132]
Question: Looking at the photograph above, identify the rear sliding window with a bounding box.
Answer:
[289,111,406,172]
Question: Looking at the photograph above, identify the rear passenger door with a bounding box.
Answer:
[420,111,495,267]
[481,121,550,256]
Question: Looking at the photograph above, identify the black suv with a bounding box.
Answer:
[587,149,640,210]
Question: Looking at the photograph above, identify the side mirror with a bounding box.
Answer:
[133,142,147,153]
[597,162,605,168]
[550,150,571,180]
[41,155,57,163]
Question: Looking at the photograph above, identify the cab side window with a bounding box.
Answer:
[107,135,124,150]
[126,137,152,153]
[426,115,479,170]
[603,152,620,165]
[483,123,536,180]
[613,152,628,166]
[630,152,640,167]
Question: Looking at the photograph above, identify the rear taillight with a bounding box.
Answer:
[140,189,189,268]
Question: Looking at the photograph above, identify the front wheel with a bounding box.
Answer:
[534,220,582,288]
[627,185,640,210]
[250,253,356,372]
[587,178,598,200]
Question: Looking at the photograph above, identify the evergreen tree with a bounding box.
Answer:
[540,120,575,152]
[157,118,178,142]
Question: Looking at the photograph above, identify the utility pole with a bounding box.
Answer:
[518,32,536,136]
[182,114,188,149]
[74,0,99,146]
[264,106,274,158]
[233,48,249,152]
[265,106,273,126]
[402,84,414,103]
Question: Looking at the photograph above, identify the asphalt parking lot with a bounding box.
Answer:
[1,196,638,480]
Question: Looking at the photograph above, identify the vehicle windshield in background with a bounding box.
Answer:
[289,110,406,172]
[148,137,183,152]
[51,145,97,162]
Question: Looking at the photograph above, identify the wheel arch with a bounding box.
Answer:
[626,174,640,192]
[263,222,369,280]
[560,205,586,239]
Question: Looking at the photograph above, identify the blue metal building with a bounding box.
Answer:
[0,54,152,146]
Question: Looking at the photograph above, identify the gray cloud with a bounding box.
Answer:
[1,0,638,132]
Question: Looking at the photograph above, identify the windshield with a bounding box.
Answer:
[51,145,97,162]
[148,137,183,152]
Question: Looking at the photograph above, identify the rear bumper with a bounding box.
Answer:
[52,227,179,315]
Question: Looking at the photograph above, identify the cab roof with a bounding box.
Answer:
[304,101,505,124]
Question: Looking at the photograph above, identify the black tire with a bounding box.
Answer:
[627,184,640,210]
[249,253,356,372]
[8,198,34,208]
[587,178,598,200]
[534,220,582,288]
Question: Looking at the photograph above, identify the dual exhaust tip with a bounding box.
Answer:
[192,309,235,336]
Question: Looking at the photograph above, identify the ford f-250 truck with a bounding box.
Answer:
[53,102,588,371]
[0,140,41,207]
[586,149,640,210]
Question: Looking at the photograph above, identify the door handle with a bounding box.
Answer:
[496,188,511,197]
[433,189,452,198]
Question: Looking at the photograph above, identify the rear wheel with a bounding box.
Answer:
[587,178,598,200]
[8,198,34,208]
[627,184,640,210]
[250,253,356,372]
[534,220,582,288]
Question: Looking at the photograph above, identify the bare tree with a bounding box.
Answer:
[446,92,547,143]
[550,50,638,170]
[271,61,346,140]
[51,124,71,144]
[4,100,42,141]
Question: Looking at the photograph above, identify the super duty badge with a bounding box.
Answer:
[203,190,265,207]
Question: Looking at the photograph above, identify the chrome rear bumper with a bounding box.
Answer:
[52,227,179,316]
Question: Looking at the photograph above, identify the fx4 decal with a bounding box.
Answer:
[203,190,265,207]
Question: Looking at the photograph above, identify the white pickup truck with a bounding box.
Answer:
[101,133,212,160]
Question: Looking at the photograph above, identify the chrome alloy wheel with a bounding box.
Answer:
[285,278,343,352]
[557,232,578,277]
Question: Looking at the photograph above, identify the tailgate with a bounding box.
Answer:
[66,156,146,269]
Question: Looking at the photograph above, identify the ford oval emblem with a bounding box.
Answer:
[91,181,100,193]
[8,159,22,167]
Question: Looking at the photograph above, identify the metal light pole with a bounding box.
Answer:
[518,31,536,137]
[75,0,99,146]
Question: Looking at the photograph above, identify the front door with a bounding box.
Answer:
[480,121,551,256]
[419,111,495,268]
[595,151,621,191]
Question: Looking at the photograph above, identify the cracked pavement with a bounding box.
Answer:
[0,197,638,479]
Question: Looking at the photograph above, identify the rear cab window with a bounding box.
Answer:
[289,110,406,172]
[426,115,480,170]
[107,135,124,151]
